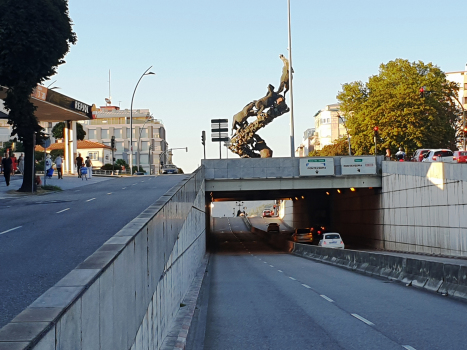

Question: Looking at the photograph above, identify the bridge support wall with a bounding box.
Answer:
[2,169,206,350]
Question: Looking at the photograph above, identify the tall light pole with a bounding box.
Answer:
[130,66,155,175]
[287,0,295,157]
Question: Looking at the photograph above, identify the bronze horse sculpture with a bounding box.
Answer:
[231,101,256,134]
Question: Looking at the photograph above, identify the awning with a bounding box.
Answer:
[0,85,95,122]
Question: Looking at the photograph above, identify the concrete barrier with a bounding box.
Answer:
[292,243,467,301]
[0,169,206,350]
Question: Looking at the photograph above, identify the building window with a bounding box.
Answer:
[88,129,96,139]
[126,129,135,138]
[101,129,109,139]
[154,132,160,138]
[140,128,148,138]
[114,129,122,138]
[88,152,99,160]
[116,142,124,152]
[141,141,150,151]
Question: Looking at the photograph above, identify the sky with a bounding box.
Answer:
[45,0,467,172]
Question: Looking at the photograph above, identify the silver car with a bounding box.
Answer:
[318,233,345,249]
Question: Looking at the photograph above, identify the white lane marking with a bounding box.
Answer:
[132,183,137,186]
[278,270,283,273]
[351,314,374,326]
[289,277,296,281]
[107,192,112,195]
[56,208,70,214]
[320,295,334,302]
[302,284,311,289]
[141,181,145,183]
[86,198,96,202]
[122,187,126,189]
[263,261,267,264]
[402,346,417,350]
[0,226,22,235]
[269,265,274,267]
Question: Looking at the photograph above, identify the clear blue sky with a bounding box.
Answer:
[48,0,467,172]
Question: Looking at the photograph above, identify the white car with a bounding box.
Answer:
[318,233,345,249]
[421,149,453,163]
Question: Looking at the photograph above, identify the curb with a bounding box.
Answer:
[160,254,210,350]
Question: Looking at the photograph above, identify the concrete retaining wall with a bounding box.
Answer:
[292,244,467,301]
[0,169,206,350]
[382,161,467,256]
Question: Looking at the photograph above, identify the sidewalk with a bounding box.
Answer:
[0,173,113,197]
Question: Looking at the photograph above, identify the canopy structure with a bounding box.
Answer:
[0,85,96,173]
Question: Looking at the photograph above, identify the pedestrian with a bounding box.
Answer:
[55,154,63,179]
[85,156,93,179]
[75,153,84,178]
[1,153,12,186]
[18,153,24,175]
[395,147,406,161]
[385,149,391,161]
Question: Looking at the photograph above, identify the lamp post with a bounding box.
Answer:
[130,66,155,175]
[287,0,295,157]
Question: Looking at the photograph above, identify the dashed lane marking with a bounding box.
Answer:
[86,198,96,202]
[302,284,311,289]
[263,262,267,264]
[289,277,296,281]
[269,265,274,267]
[320,295,334,302]
[0,226,22,235]
[278,270,283,273]
[122,187,126,190]
[351,314,374,326]
[402,346,417,350]
[107,192,112,195]
[56,208,70,214]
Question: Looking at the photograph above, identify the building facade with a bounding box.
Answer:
[313,103,347,151]
[295,128,316,157]
[81,106,168,174]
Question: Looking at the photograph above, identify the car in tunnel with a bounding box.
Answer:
[262,209,272,217]
[318,233,345,249]
[267,222,280,232]
[291,228,313,244]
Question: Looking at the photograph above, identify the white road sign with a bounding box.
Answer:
[341,157,377,175]
[300,158,335,176]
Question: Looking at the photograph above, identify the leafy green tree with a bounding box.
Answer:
[51,122,86,140]
[337,59,460,156]
[0,0,76,191]
[115,159,129,169]
[0,139,24,155]
[309,137,350,157]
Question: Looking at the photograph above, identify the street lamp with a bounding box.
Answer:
[130,66,155,175]
[287,0,295,158]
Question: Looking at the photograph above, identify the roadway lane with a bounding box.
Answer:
[199,217,467,350]
[0,174,187,328]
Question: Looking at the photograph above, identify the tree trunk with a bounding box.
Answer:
[18,136,36,192]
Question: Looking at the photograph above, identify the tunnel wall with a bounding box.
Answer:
[381,161,467,256]
[1,169,206,350]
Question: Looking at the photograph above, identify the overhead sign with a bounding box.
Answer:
[341,157,377,175]
[211,119,229,142]
[300,158,335,176]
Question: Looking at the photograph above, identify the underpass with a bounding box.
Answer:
[192,217,467,350]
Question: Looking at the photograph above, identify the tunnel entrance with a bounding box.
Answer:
[206,187,382,250]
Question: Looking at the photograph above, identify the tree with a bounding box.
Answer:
[337,59,460,156]
[52,122,86,140]
[309,137,350,157]
[0,0,76,191]
[50,149,64,160]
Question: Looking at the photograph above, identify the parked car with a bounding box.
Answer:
[453,151,467,163]
[267,223,280,232]
[412,149,430,162]
[291,228,313,244]
[318,233,345,249]
[422,149,454,163]
[262,209,272,218]
[161,164,178,174]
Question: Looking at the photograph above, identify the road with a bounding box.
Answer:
[0,174,187,328]
[193,217,467,350]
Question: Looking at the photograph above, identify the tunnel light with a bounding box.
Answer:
[337,189,341,194]
[295,197,298,200]
[301,196,305,199]
[350,187,356,192]
[369,187,373,190]
[210,203,214,208]
[326,192,330,196]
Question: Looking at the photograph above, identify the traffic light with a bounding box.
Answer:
[419,87,425,98]
[201,130,206,146]
[110,135,115,149]
[373,126,379,137]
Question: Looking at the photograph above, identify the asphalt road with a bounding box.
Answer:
[0,174,187,328]
[194,217,467,350]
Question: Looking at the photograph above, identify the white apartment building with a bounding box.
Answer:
[446,64,467,114]
[81,106,168,174]
[295,128,316,157]
[313,103,347,151]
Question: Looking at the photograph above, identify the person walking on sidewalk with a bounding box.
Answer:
[85,156,93,179]
[75,153,84,178]
[1,153,12,186]
[18,153,24,175]
[55,155,63,179]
